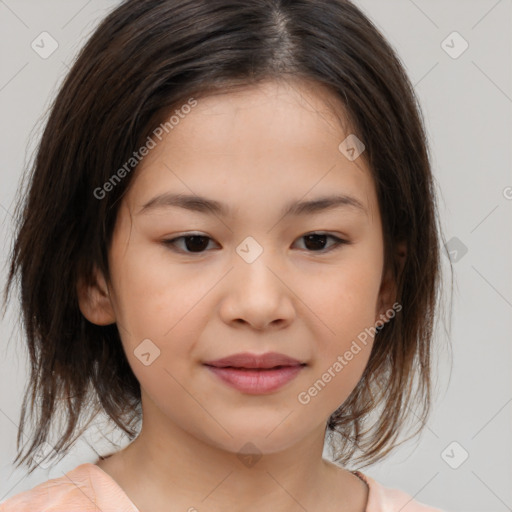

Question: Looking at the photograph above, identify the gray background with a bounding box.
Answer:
[0,1,511,511]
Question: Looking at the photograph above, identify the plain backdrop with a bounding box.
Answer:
[0,1,511,511]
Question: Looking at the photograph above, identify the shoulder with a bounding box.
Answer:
[354,471,446,512]
[0,462,138,512]
[0,463,101,512]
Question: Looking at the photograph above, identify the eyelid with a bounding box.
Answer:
[296,232,350,253]
[162,231,350,255]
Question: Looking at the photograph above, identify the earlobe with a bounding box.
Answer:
[76,266,116,326]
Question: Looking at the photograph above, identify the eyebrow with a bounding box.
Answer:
[138,192,367,218]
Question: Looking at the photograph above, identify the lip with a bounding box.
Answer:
[203,352,306,394]
[204,351,304,369]
[205,366,305,394]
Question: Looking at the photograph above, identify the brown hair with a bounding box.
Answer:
[3,0,452,474]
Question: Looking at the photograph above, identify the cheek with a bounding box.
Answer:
[303,256,381,398]
[108,240,196,332]
[309,257,382,334]
[296,336,373,418]
[108,245,219,379]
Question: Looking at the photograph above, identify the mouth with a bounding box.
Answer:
[203,352,307,394]
[203,351,305,370]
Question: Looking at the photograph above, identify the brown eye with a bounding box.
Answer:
[163,232,349,256]
[163,235,216,254]
[295,233,348,253]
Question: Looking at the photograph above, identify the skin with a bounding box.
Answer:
[78,78,405,512]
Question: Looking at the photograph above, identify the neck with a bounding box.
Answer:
[99,393,367,512]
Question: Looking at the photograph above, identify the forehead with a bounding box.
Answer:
[173,79,353,151]
[125,79,378,222]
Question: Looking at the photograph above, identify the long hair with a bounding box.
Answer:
[3,0,451,473]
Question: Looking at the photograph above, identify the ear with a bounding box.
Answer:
[375,241,407,324]
[77,266,116,325]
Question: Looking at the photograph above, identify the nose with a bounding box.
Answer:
[218,251,296,331]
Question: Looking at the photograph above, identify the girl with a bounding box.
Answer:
[1,0,450,510]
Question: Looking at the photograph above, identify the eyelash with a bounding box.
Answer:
[162,232,350,255]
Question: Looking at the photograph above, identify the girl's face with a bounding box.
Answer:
[82,79,398,455]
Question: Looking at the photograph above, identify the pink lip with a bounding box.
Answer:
[203,352,306,394]
[205,365,304,394]
[204,351,304,369]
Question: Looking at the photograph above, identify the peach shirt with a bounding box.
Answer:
[0,462,444,511]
